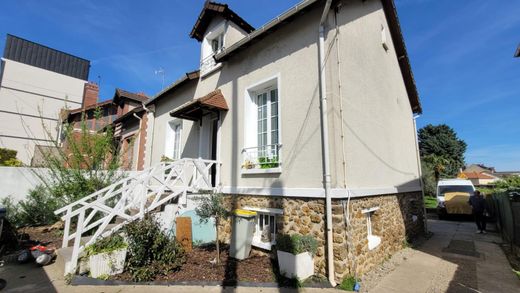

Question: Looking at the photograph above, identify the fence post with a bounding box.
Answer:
[62,206,72,248]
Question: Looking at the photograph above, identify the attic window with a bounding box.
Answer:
[211,33,224,54]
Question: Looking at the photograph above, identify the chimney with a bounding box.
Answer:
[82,82,99,108]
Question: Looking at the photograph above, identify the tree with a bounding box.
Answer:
[194,193,229,264]
[35,108,126,204]
[418,124,467,178]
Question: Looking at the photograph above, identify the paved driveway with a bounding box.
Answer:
[370,219,520,293]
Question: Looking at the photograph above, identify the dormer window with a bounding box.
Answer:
[190,2,255,77]
[211,33,224,54]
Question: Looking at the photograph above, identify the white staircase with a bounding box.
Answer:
[54,158,220,275]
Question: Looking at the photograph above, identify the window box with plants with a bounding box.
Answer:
[84,234,128,278]
[276,234,318,280]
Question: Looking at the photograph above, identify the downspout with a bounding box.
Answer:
[413,114,428,234]
[132,112,143,170]
[142,102,155,168]
[318,0,335,287]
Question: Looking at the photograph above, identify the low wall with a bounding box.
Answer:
[0,167,138,203]
[0,167,48,202]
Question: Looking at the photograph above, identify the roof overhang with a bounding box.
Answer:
[190,2,255,42]
[146,70,200,106]
[169,89,228,121]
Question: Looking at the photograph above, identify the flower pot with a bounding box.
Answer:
[89,248,127,278]
[277,250,314,280]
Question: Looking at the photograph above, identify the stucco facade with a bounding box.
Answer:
[145,0,421,197]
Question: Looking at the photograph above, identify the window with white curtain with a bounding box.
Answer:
[165,120,182,160]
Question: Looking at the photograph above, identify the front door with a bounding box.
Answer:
[198,114,219,186]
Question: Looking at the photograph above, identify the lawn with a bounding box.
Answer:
[424,196,437,209]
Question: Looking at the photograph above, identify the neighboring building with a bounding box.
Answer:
[0,34,90,164]
[142,0,424,281]
[109,106,148,171]
[64,86,148,133]
[464,163,496,174]
[459,171,499,187]
[63,86,148,170]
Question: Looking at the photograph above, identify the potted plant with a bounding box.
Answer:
[276,234,318,280]
[85,234,128,278]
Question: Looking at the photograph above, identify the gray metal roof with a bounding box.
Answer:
[2,34,90,80]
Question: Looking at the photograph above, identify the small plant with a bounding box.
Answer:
[85,234,127,257]
[276,234,318,256]
[241,160,255,169]
[194,192,229,264]
[338,275,359,291]
[258,156,279,169]
[124,215,185,282]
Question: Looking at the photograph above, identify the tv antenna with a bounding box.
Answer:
[155,68,165,89]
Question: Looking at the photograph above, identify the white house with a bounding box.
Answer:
[141,0,425,282]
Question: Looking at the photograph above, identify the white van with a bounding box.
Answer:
[437,179,475,217]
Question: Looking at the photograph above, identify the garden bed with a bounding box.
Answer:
[111,244,276,284]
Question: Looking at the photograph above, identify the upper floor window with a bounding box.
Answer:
[211,33,224,54]
[242,75,281,173]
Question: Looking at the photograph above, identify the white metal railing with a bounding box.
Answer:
[54,158,219,275]
[200,53,220,75]
[241,144,281,170]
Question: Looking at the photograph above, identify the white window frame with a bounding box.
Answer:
[362,207,381,250]
[242,74,282,174]
[244,206,283,250]
[164,119,182,160]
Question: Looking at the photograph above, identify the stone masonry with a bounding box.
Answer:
[218,192,424,282]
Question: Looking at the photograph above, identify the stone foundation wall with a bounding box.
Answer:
[218,191,424,282]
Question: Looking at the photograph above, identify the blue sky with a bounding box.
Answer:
[0,0,519,170]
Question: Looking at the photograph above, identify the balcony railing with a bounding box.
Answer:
[200,53,220,76]
[242,144,282,171]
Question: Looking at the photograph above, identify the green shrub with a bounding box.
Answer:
[258,156,279,169]
[0,148,22,167]
[123,215,185,282]
[276,234,318,256]
[85,234,127,257]
[18,185,61,226]
[1,185,61,228]
[0,196,24,228]
[338,275,358,291]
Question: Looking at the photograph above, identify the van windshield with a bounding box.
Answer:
[438,186,474,196]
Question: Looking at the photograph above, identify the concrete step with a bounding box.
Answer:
[55,246,73,276]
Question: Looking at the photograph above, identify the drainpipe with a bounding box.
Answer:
[318,0,335,287]
[142,102,155,168]
[413,114,428,234]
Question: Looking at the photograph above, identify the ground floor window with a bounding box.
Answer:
[244,207,283,250]
[362,207,381,250]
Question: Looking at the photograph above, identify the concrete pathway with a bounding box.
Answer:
[370,219,520,293]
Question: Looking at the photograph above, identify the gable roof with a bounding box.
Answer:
[215,0,422,114]
[190,2,255,42]
[462,171,496,180]
[114,88,149,104]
